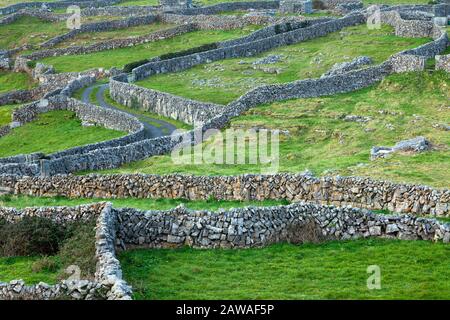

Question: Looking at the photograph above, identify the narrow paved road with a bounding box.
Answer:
[81,83,177,138]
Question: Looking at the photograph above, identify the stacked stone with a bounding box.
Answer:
[116,202,450,249]
[279,0,313,14]
[1,174,448,216]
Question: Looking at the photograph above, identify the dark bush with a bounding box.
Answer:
[313,0,327,10]
[159,42,218,60]
[0,217,66,256]
[57,219,97,279]
[123,59,150,73]
[285,219,329,244]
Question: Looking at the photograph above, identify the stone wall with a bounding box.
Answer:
[1,174,448,216]
[23,24,196,61]
[175,1,279,15]
[110,78,224,125]
[40,14,158,49]
[116,202,450,249]
[0,202,132,300]
[435,53,450,71]
[0,0,120,16]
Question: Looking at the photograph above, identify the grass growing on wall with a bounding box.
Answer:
[0,71,36,94]
[136,24,431,105]
[38,26,261,73]
[119,239,450,300]
[0,195,289,211]
[94,71,450,188]
[0,110,125,157]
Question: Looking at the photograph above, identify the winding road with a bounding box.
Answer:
[81,83,177,138]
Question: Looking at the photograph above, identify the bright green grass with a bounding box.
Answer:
[0,71,36,94]
[0,110,125,157]
[0,256,59,285]
[0,195,288,211]
[0,104,18,126]
[136,24,431,105]
[120,239,450,300]
[115,0,158,5]
[54,22,176,48]
[96,71,450,188]
[0,16,68,49]
[38,26,261,73]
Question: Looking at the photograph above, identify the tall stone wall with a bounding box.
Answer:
[1,174,448,216]
[116,202,450,249]
[109,79,224,125]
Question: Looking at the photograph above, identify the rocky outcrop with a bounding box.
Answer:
[370,136,432,160]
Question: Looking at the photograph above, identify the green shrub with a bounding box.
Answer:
[32,256,60,273]
[0,217,66,256]
[123,59,150,73]
[159,42,218,61]
[57,220,97,279]
[26,60,37,69]
[312,0,326,10]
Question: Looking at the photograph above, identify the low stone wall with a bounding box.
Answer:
[116,202,450,249]
[110,79,223,125]
[40,14,158,49]
[175,1,279,15]
[380,10,437,38]
[0,202,132,300]
[24,24,196,61]
[0,8,66,26]
[1,174,448,216]
[131,14,366,81]
[158,12,276,30]
[0,0,120,16]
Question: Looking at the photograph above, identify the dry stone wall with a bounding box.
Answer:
[24,24,196,61]
[0,202,132,300]
[116,202,450,249]
[110,79,223,125]
[0,0,120,16]
[1,174,448,216]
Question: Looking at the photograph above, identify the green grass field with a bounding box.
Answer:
[136,24,431,105]
[53,22,176,48]
[0,110,125,157]
[0,16,68,49]
[119,239,450,300]
[0,256,59,285]
[0,71,36,94]
[96,71,450,188]
[0,104,19,126]
[38,26,261,73]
